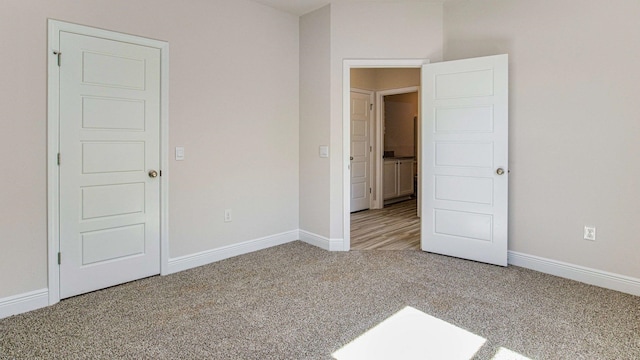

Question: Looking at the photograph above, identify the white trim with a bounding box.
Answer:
[47,20,61,305]
[346,59,431,68]
[508,251,640,297]
[47,19,170,305]
[159,34,171,276]
[167,231,299,274]
[0,289,49,320]
[343,59,429,252]
[374,86,420,211]
[299,230,344,251]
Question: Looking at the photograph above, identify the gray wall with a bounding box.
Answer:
[444,0,640,279]
[0,0,300,299]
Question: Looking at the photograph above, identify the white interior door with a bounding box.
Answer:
[350,90,372,212]
[59,31,161,298]
[421,55,508,266]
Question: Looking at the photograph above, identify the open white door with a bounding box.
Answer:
[421,55,508,266]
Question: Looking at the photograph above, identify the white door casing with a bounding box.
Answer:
[421,55,509,266]
[350,90,373,212]
[48,20,169,301]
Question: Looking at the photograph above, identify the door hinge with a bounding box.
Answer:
[159,170,162,176]
[370,104,373,111]
[57,153,61,165]
[53,51,61,67]
[370,146,372,152]
[57,252,61,265]
[369,188,372,194]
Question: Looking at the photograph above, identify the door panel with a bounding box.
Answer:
[434,209,493,241]
[81,51,146,89]
[82,97,146,130]
[421,55,508,266]
[59,31,161,298]
[397,160,414,196]
[81,142,145,173]
[435,106,493,133]
[434,176,493,205]
[383,161,397,200]
[350,91,372,212]
[435,69,494,98]
[81,224,146,265]
[81,183,145,219]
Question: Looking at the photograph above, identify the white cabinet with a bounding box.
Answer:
[383,160,398,200]
[383,158,414,200]
[397,160,414,196]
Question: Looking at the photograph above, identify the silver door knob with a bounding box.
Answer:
[496,168,505,175]
[148,170,158,178]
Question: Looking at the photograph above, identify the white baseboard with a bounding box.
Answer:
[0,288,49,320]
[167,230,299,274]
[508,251,640,297]
[299,230,344,251]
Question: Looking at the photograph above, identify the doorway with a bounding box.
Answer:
[348,66,423,250]
[343,56,509,267]
[379,88,419,208]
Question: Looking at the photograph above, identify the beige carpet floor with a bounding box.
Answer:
[1,241,639,359]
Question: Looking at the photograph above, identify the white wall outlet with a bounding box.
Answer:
[224,209,232,222]
[584,226,596,241]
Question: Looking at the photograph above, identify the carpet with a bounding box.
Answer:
[1,241,639,359]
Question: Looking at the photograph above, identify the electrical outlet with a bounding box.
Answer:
[584,226,596,241]
[224,209,232,222]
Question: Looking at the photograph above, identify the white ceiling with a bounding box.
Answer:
[251,0,447,16]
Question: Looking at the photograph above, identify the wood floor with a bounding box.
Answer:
[350,199,420,250]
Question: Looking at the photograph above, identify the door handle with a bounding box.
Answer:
[148,170,158,178]
[496,168,505,175]
[350,156,354,161]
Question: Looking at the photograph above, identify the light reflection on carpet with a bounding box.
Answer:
[333,306,532,360]
[491,347,532,360]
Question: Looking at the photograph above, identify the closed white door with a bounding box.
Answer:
[350,91,372,212]
[59,31,161,298]
[421,55,509,266]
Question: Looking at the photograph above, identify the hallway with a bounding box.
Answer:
[351,199,420,250]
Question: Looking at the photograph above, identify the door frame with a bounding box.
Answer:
[375,86,420,211]
[342,59,428,251]
[350,88,375,211]
[47,19,170,305]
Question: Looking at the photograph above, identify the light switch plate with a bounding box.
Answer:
[319,145,329,158]
[175,146,185,161]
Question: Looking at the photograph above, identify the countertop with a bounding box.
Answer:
[383,156,415,161]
